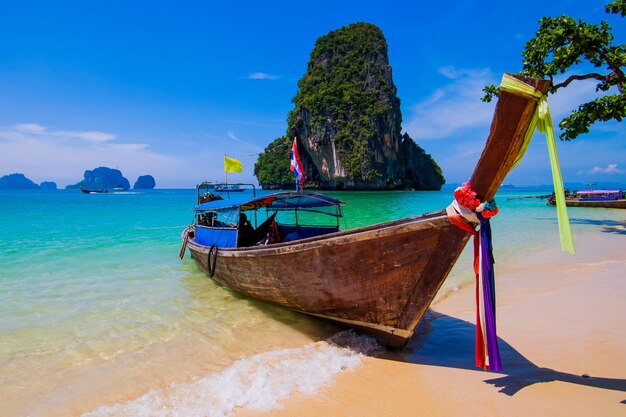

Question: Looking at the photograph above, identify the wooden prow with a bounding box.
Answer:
[392,74,550,348]
[469,74,551,202]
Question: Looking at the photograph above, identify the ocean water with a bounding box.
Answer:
[0,188,624,417]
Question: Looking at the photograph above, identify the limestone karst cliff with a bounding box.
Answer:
[254,22,444,190]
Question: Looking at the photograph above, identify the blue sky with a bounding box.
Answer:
[0,1,624,188]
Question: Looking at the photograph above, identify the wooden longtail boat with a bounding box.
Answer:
[182,74,551,348]
[80,186,108,194]
[548,189,626,209]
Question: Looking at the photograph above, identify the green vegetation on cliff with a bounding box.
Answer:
[254,137,293,188]
[289,23,397,180]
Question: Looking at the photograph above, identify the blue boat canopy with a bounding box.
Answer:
[194,191,346,213]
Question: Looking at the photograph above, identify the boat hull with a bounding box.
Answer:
[80,186,107,194]
[548,198,626,209]
[184,211,469,348]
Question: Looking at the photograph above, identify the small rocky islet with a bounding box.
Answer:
[0,173,54,190]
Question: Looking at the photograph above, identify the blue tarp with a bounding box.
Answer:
[195,226,238,248]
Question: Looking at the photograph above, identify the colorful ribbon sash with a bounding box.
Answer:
[447,74,577,371]
[447,198,501,371]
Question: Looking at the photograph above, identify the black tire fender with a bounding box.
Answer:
[207,244,218,277]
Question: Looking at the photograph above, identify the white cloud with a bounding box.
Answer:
[438,66,483,80]
[577,163,625,176]
[15,123,46,134]
[0,123,184,187]
[404,67,497,140]
[222,131,263,153]
[405,69,611,142]
[247,72,279,80]
[57,130,116,143]
[11,123,116,142]
[227,131,243,143]
[108,143,149,152]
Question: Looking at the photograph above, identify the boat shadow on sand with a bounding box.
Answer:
[568,217,626,235]
[542,217,626,235]
[388,311,626,400]
[538,216,626,235]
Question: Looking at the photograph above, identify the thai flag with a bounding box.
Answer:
[290,137,305,188]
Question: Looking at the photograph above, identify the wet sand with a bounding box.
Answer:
[236,224,626,416]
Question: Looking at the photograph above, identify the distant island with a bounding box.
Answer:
[40,181,57,190]
[254,22,445,191]
[66,167,131,191]
[134,175,156,189]
[0,173,40,189]
[65,167,156,190]
[0,174,58,190]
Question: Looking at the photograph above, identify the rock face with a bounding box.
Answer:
[0,173,40,189]
[254,22,445,190]
[66,167,130,190]
[40,181,57,190]
[133,175,156,189]
[401,134,444,190]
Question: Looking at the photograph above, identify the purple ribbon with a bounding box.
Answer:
[479,213,502,371]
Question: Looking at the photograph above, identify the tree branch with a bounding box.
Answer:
[552,73,610,90]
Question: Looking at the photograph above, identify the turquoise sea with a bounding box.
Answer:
[1,188,624,416]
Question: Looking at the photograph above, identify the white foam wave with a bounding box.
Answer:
[82,331,375,417]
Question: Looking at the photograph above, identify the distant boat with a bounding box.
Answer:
[548,189,626,209]
[80,186,108,194]
[215,184,244,192]
[499,183,516,189]
[180,74,552,349]
[111,186,129,192]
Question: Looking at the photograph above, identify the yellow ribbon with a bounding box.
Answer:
[501,74,575,254]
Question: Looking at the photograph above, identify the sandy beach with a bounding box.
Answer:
[236,221,626,417]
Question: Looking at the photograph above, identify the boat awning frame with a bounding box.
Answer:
[194,191,346,214]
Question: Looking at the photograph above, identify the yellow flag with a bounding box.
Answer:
[224,156,243,173]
